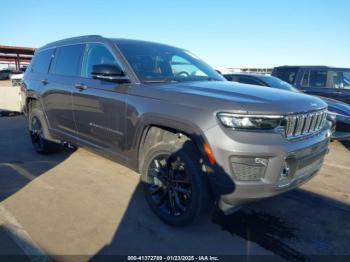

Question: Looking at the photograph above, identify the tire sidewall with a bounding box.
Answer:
[141,142,208,226]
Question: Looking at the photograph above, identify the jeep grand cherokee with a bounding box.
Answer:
[22,35,332,226]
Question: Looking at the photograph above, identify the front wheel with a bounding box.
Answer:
[141,140,212,226]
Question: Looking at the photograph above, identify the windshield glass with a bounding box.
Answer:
[332,70,350,89]
[116,42,225,83]
[262,76,300,92]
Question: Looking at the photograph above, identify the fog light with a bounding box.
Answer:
[230,157,268,181]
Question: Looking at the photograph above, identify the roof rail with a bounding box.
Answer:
[39,35,104,50]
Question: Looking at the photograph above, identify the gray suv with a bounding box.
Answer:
[22,35,331,226]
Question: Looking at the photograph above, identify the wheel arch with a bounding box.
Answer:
[135,113,209,172]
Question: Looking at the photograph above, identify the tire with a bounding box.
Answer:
[28,106,61,154]
[141,137,212,226]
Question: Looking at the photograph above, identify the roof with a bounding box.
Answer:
[223,72,269,78]
[38,35,181,51]
[274,65,350,70]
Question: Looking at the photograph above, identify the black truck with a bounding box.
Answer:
[272,66,350,105]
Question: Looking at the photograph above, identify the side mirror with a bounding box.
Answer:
[91,64,130,83]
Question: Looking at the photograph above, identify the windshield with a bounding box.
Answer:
[116,42,225,83]
[262,76,300,92]
[332,70,350,89]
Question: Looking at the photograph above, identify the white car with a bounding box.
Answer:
[10,72,24,87]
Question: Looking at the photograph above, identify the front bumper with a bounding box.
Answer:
[204,123,331,212]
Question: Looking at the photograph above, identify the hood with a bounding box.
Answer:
[319,96,350,116]
[138,81,327,115]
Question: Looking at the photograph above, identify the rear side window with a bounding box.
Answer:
[273,67,298,85]
[238,77,263,86]
[31,49,54,73]
[52,44,84,76]
[300,70,310,87]
[309,70,327,87]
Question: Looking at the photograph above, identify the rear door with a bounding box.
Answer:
[43,44,84,142]
[72,42,127,158]
[23,48,54,113]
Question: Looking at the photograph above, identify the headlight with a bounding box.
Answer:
[217,113,283,130]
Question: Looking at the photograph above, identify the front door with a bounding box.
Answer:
[72,43,127,158]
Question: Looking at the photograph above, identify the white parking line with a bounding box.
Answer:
[0,163,36,181]
[0,163,54,189]
[0,204,51,262]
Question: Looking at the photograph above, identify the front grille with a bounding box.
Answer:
[285,109,327,139]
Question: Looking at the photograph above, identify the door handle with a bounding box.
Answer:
[75,83,87,91]
[41,79,48,85]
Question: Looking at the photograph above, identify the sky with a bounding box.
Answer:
[0,0,349,69]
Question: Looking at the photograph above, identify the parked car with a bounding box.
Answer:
[224,73,350,140]
[0,69,14,80]
[22,35,331,226]
[10,71,24,87]
[272,66,350,105]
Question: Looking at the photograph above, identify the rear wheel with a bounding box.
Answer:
[141,133,212,226]
[29,106,61,154]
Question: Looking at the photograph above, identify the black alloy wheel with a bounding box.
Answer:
[146,154,192,217]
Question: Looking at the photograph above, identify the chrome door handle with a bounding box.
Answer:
[75,83,87,91]
[41,79,48,85]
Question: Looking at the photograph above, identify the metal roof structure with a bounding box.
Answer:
[0,45,36,69]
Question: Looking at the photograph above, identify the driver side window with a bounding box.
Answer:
[171,55,205,77]
[82,43,120,78]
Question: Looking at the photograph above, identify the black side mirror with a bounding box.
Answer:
[91,64,130,83]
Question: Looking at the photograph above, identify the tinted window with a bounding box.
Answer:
[261,76,299,92]
[53,44,84,76]
[309,70,327,87]
[32,49,54,73]
[82,43,119,78]
[238,77,263,86]
[300,70,310,87]
[223,75,239,81]
[170,55,206,77]
[273,67,298,84]
[342,71,350,89]
[331,70,350,89]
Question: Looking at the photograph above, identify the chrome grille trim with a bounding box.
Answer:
[284,109,327,139]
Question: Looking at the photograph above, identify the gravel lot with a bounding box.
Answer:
[0,112,349,260]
